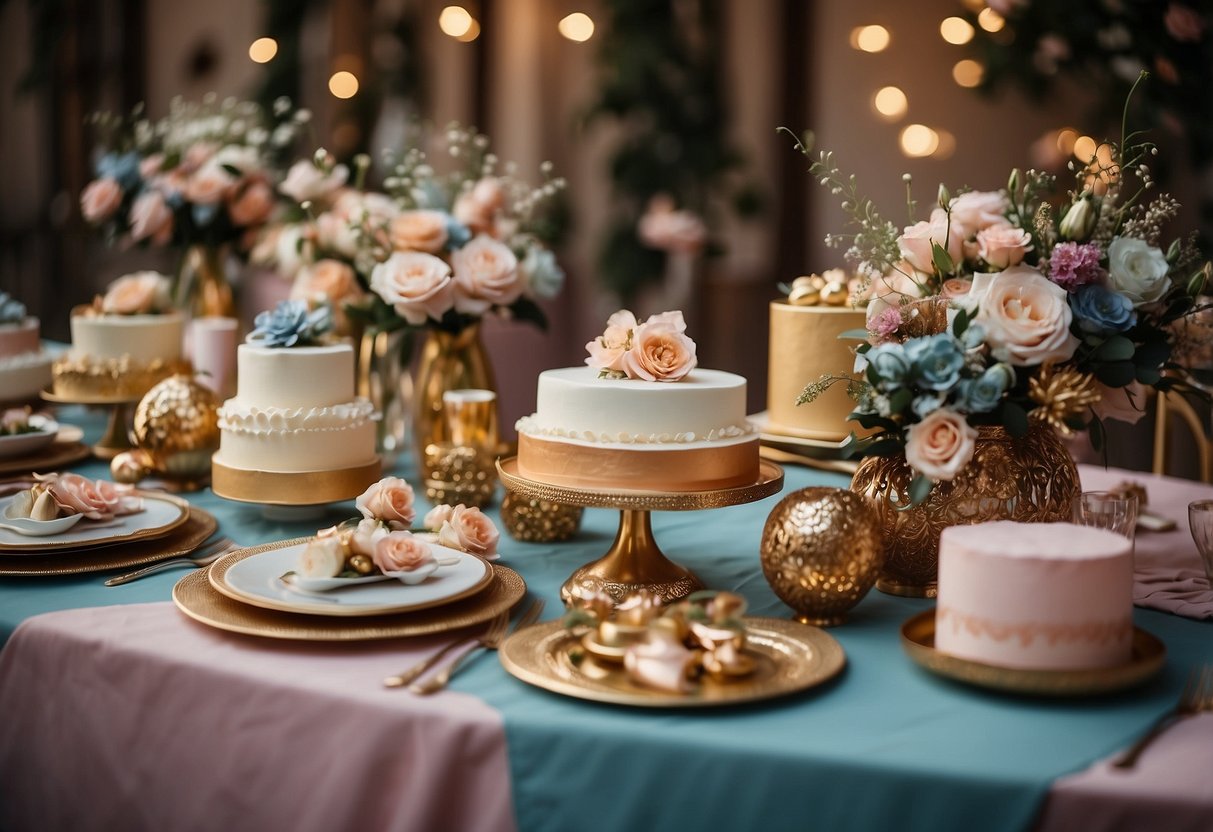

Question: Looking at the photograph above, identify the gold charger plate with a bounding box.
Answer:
[0,491,191,553]
[0,432,91,478]
[499,617,846,708]
[173,563,527,641]
[40,387,140,406]
[497,457,785,511]
[0,507,217,576]
[208,538,496,618]
[901,609,1166,697]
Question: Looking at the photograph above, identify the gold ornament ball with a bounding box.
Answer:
[134,375,221,455]
[760,487,884,627]
[110,450,154,484]
[500,491,584,543]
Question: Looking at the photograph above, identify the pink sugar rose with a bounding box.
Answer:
[355,476,416,529]
[971,266,1079,366]
[620,317,697,382]
[389,210,449,254]
[898,209,964,275]
[129,191,174,246]
[423,504,454,530]
[35,472,142,521]
[370,251,455,325]
[102,272,171,315]
[435,504,500,558]
[585,309,638,373]
[451,235,522,315]
[373,531,436,574]
[227,180,275,227]
[80,178,123,224]
[904,408,978,482]
[976,223,1033,269]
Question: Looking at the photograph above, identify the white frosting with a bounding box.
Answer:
[518,367,751,448]
[935,521,1134,670]
[214,416,377,472]
[0,351,52,401]
[70,312,184,363]
[218,399,375,435]
[233,343,354,409]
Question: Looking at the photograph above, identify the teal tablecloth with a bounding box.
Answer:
[2,407,1211,832]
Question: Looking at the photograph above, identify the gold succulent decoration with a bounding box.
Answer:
[1028,364,1102,435]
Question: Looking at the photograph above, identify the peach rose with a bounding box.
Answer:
[904,408,978,482]
[1092,380,1150,425]
[355,476,416,529]
[453,178,504,234]
[620,317,697,382]
[279,159,349,204]
[181,142,218,173]
[292,259,362,306]
[373,531,435,574]
[898,208,965,274]
[976,224,1033,269]
[80,178,123,223]
[35,472,141,521]
[971,266,1079,366]
[585,309,638,373]
[102,272,172,315]
[949,191,1009,239]
[139,154,165,179]
[436,504,500,558]
[388,210,450,254]
[185,163,236,205]
[638,196,708,255]
[471,177,506,212]
[298,536,346,578]
[941,278,973,299]
[228,180,275,227]
[370,252,455,325]
[129,191,173,245]
[349,517,390,557]
[423,504,454,530]
[451,235,522,315]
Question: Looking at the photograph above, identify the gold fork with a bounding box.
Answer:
[103,537,238,586]
[1113,665,1213,769]
[408,599,545,695]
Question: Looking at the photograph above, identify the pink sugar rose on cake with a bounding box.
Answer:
[101,272,173,315]
[620,314,697,382]
[355,476,416,529]
[585,310,639,374]
[372,531,435,574]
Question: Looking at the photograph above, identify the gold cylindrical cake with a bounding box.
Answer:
[766,301,867,442]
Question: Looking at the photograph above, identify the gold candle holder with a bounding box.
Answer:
[423,389,499,508]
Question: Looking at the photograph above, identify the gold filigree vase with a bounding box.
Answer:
[178,245,235,319]
[849,423,1080,598]
[356,327,413,462]
[413,323,498,473]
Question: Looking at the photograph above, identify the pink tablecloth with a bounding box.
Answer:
[0,604,516,832]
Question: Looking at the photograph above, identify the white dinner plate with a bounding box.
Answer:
[0,492,190,553]
[210,538,494,617]
[0,416,60,460]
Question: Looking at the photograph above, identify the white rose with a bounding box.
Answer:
[904,407,978,482]
[972,266,1079,366]
[451,235,522,315]
[298,536,346,578]
[349,517,390,557]
[279,159,349,204]
[1106,237,1171,307]
[274,224,310,278]
[898,208,964,274]
[370,251,455,324]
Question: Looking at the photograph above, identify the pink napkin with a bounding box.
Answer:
[1079,465,1213,620]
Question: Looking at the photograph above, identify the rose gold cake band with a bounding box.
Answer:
[516,434,760,492]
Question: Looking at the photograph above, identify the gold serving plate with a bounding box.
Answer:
[172,563,527,641]
[900,609,1166,697]
[499,617,845,708]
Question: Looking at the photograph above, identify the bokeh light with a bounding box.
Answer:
[248,38,278,63]
[952,59,984,88]
[900,124,940,158]
[873,86,908,119]
[558,12,595,42]
[439,6,475,39]
[978,8,1005,32]
[328,71,359,99]
[850,25,891,53]
[939,17,974,45]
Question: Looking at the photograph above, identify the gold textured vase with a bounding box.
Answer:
[356,327,413,461]
[849,423,1080,598]
[178,245,235,319]
[412,324,498,472]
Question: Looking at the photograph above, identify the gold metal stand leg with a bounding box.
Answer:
[93,402,134,460]
[560,509,704,606]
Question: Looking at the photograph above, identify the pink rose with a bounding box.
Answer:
[435,504,500,558]
[423,504,454,529]
[370,252,455,325]
[372,531,435,573]
[80,178,123,223]
[638,195,708,255]
[620,317,697,382]
[471,178,505,212]
[904,408,978,482]
[292,259,363,332]
[389,210,450,254]
[279,159,349,204]
[1165,4,1204,42]
[971,266,1079,366]
[129,191,174,245]
[864,266,925,325]
[451,235,522,315]
[102,272,172,315]
[185,163,236,205]
[35,472,141,521]
[139,154,165,179]
[181,142,218,173]
[941,278,973,299]
[898,209,964,274]
[349,517,389,557]
[1092,380,1149,425]
[453,178,504,234]
[355,476,416,528]
[976,223,1033,269]
[227,180,275,227]
[585,309,638,373]
[949,191,1009,239]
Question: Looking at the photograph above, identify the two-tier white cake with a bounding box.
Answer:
[0,314,52,402]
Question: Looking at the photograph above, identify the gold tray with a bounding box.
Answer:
[499,618,846,708]
[0,507,217,576]
[173,563,527,641]
[212,458,382,506]
[900,609,1166,697]
[41,387,141,406]
[208,538,497,618]
[0,437,91,477]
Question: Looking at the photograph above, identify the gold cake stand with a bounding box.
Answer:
[212,458,382,520]
[41,388,140,460]
[498,456,784,606]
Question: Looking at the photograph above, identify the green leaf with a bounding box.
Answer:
[861,438,905,458]
[952,307,970,338]
[221,163,242,177]
[837,328,870,340]
[1095,360,1137,387]
[1088,415,1105,453]
[888,388,913,414]
[1135,366,1162,385]
[1001,401,1030,437]
[850,412,899,432]
[931,242,955,276]
[1095,335,1135,361]
[510,297,549,331]
[906,475,934,508]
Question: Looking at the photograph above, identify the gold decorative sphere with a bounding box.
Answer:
[134,374,221,454]
[500,491,584,543]
[110,450,154,484]
[760,487,884,627]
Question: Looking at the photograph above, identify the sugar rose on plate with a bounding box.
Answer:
[355,476,417,529]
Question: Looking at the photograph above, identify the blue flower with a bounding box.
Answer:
[96,152,142,191]
[865,343,911,389]
[904,333,965,392]
[520,247,564,300]
[912,395,943,419]
[956,363,1014,414]
[192,203,219,228]
[0,292,26,325]
[1071,284,1137,334]
[251,300,334,348]
[445,215,472,249]
[960,321,987,351]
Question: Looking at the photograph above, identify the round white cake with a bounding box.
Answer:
[69,312,184,363]
[515,367,759,491]
[0,318,52,402]
[214,343,377,473]
[935,521,1134,670]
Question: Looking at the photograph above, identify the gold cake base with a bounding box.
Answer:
[212,458,382,506]
[41,388,141,460]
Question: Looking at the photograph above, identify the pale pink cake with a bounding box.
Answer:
[935,521,1133,670]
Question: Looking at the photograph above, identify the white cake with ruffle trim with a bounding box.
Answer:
[0,318,52,402]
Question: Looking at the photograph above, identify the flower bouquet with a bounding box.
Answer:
[789,74,1211,506]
